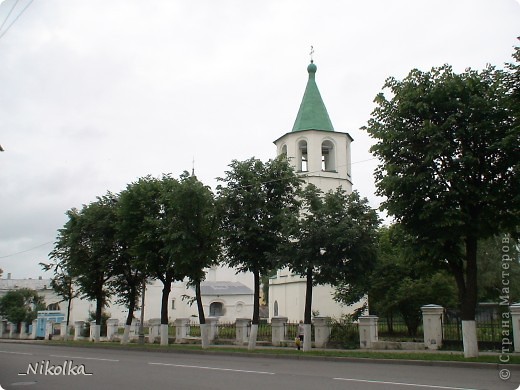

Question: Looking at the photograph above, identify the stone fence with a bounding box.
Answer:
[1,303,519,352]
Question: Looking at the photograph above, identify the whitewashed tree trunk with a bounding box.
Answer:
[121,325,131,344]
[160,324,169,346]
[302,324,312,352]
[200,324,210,349]
[248,324,258,351]
[462,320,479,358]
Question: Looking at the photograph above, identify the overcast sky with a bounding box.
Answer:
[1,0,519,279]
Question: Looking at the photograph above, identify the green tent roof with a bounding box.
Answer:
[291,62,334,132]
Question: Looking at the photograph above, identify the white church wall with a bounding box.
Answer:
[269,268,365,322]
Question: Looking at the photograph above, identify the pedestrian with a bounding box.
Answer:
[297,320,304,350]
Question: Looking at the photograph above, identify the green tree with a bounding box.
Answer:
[364,51,519,356]
[165,172,220,348]
[477,235,520,303]
[50,193,119,341]
[118,175,184,345]
[111,188,152,345]
[365,225,457,337]
[217,156,301,350]
[286,184,380,351]
[0,289,45,332]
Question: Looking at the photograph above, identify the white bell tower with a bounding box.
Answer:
[273,61,353,193]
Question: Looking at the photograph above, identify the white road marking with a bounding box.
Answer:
[0,351,33,355]
[49,354,119,362]
[334,377,480,390]
[149,362,275,375]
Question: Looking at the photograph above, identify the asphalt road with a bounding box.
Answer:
[0,342,517,390]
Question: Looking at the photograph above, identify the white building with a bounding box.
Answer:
[269,60,365,321]
[0,266,254,325]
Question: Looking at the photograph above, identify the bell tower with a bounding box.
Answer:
[273,60,353,193]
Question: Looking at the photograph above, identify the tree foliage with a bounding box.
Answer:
[117,175,180,326]
[217,156,302,326]
[365,225,457,336]
[286,184,380,324]
[364,53,519,325]
[167,172,220,326]
[50,193,119,326]
[0,288,45,330]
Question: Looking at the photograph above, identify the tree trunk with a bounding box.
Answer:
[303,267,313,352]
[460,237,479,358]
[94,289,103,343]
[126,285,137,326]
[66,298,71,327]
[195,282,206,325]
[160,273,173,346]
[196,282,210,349]
[248,270,260,350]
[160,275,172,325]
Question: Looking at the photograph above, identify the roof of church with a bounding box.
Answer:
[291,61,335,133]
[200,281,253,296]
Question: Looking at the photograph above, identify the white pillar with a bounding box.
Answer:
[421,304,444,350]
[106,318,119,341]
[235,318,250,345]
[74,321,85,340]
[129,318,138,340]
[359,315,378,349]
[148,318,161,343]
[206,317,218,342]
[8,322,15,338]
[510,303,520,353]
[90,321,100,342]
[45,321,53,340]
[313,317,331,348]
[174,318,190,344]
[60,323,69,341]
[31,319,38,339]
[271,316,288,347]
[19,322,27,339]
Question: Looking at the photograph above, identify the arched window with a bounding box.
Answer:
[210,302,224,317]
[321,140,335,171]
[297,140,308,172]
[273,301,279,317]
[280,144,287,157]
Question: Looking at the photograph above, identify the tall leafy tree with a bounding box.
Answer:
[364,51,519,357]
[50,193,119,341]
[165,172,220,348]
[118,175,183,345]
[286,184,380,351]
[108,232,146,344]
[217,156,301,350]
[0,289,45,333]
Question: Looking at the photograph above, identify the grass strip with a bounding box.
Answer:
[44,340,519,365]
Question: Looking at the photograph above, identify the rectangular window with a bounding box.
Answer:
[171,299,175,310]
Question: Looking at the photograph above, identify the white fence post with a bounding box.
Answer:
[359,315,378,349]
[421,304,444,350]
